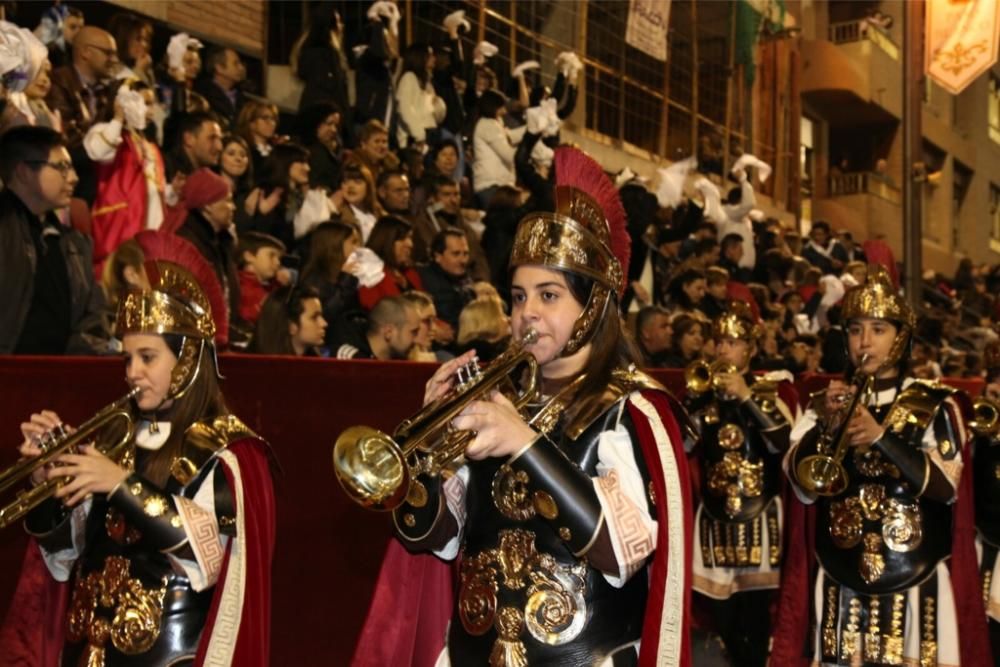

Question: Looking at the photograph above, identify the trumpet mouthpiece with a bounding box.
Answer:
[521,329,539,345]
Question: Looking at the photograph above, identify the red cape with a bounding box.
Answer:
[0,437,275,667]
[770,395,993,665]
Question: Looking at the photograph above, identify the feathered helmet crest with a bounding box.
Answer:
[116,232,229,400]
[509,147,630,356]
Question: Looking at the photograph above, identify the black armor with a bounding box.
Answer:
[798,381,959,596]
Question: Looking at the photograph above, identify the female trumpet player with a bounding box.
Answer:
[381,148,693,666]
[4,243,275,667]
[682,302,796,667]
[772,264,991,666]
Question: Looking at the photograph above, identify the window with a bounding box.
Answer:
[953,160,972,247]
[800,116,814,197]
[991,184,1000,246]
[989,74,1000,144]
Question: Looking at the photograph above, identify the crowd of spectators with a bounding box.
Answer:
[0,1,992,381]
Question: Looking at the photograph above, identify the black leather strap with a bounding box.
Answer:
[393,474,450,547]
[871,432,932,496]
[741,397,790,451]
[108,473,188,552]
[508,434,603,556]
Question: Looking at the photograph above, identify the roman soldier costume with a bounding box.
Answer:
[971,343,1000,656]
[0,233,275,667]
[683,302,796,666]
[361,147,694,666]
[772,264,992,666]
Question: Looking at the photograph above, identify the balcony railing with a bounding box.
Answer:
[829,172,901,204]
[828,19,900,61]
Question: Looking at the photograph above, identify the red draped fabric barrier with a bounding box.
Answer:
[0,356,983,663]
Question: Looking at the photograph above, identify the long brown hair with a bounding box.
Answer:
[103,338,227,488]
[302,220,358,284]
[548,270,641,421]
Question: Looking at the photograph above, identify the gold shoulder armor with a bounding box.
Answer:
[566,366,666,439]
[750,379,780,414]
[173,415,260,485]
[909,378,958,396]
[612,365,667,394]
[883,382,951,436]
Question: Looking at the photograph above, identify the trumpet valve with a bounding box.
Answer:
[456,358,483,389]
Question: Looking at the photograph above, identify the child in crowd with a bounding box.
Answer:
[237,231,292,326]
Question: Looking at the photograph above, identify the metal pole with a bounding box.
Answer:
[902,0,923,308]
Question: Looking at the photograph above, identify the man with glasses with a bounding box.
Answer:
[0,126,109,354]
[47,25,117,204]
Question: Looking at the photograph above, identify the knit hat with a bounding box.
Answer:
[183,168,230,209]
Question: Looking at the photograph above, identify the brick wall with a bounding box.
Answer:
[108,0,266,56]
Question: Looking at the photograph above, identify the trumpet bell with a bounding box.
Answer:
[795,454,848,497]
[970,398,1000,437]
[333,425,410,511]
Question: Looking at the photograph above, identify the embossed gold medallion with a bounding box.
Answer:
[492,465,536,521]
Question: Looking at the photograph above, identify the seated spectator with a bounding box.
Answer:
[376,169,411,218]
[301,220,364,346]
[412,174,489,281]
[237,231,288,327]
[395,42,445,149]
[235,99,281,176]
[350,119,399,184]
[251,284,328,356]
[218,134,254,229]
[658,314,706,368]
[699,267,730,320]
[177,168,241,332]
[298,102,342,190]
[84,80,165,276]
[194,46,247,128]
[335,295,420,360]
[456,296,511,362]
[417,228,476,333]
[689,237,721,270]
[666,267,708,319]
[719,232,752,283]
[401,290,450,361]
[473,89,525,208]
[359,215,423,309]
[784,334,820,374]
[336,161,383,241]
[801,220,847,275]
[0,126,108,354]
[635,305,673,367]
[247,142,335,250]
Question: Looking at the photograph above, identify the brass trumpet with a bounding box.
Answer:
[333,330,540,511]
[795,357,873,496]
[970,396,1000,437]
[0,387,140,529]
[684,359,739,395]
